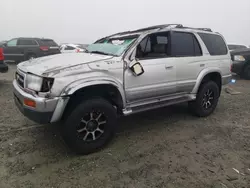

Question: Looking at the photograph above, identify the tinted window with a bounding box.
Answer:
[65,46,75,50]
[137,37,151,54]
[40,39,58,47]
[157,36,168,44]
[18,39,37,45]
[198,33,227,55]
[171,32,195,57]
[136,32,169,59]
[7,39,18,47]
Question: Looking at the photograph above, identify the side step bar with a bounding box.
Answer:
[123,94,196,116]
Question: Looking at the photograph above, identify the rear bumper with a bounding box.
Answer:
[222,74,232,85]
[0,61,8,73]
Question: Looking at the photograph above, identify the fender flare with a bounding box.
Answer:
[60,77,126,108]
[191,67,222,94]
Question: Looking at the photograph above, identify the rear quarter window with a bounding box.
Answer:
[198,33,228,55]
[39,39,58,47]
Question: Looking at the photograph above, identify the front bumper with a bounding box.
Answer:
[13,80,60,124]
[231,60,245,75]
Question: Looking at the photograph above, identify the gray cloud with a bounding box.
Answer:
[1,0,250,45]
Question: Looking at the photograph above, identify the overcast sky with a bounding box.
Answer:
[1,0,250,45]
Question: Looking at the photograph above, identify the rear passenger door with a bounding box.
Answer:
[17,39,39,59]
[169,31,204,93]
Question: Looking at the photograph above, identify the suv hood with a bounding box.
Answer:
[230,48,250,56]
[17,53,113,76]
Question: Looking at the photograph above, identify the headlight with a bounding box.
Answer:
[26,74,43,91]
[26,74,54,92]
[234,55,245,61]
[41,77,54,92]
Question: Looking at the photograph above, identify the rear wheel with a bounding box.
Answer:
[62,98,117,155]
[242,64,250,80]
[188,81,220,117]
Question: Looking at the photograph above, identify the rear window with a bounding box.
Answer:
[18,39,37,46]
[198,33,228,55]
[39,39,58,47]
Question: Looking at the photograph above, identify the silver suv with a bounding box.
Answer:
[13,24,232,154]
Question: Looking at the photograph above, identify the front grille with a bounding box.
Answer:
[16,71,25,88]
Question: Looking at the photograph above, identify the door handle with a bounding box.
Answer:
[165,65,173,69]
[200,64,205,67]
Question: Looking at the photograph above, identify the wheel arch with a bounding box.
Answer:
[192,68,222,94]
[61,80,126,119]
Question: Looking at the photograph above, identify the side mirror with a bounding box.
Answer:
[129,60,144,76]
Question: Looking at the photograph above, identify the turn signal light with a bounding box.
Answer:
[24,98,36,108]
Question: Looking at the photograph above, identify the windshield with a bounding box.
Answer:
[86,37,137,56]
[228,44,248,50]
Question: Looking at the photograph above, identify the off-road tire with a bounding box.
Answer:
[62,98,117,155]
[188,81,220,117]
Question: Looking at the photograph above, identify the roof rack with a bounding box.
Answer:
[94,24,212,43]
[175,25,212,32]
[94,24,183,43]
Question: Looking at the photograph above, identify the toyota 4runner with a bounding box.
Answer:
[13,24,232,154]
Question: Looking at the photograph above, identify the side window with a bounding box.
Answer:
[157,36,168,44]
[198,33,228,55]
[18,39,37,46]
[7,39,18,47]
[136,32,169,59]
[170,32,195,57]
[65,46,75,50]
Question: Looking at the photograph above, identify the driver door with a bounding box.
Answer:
[124,32,177,103]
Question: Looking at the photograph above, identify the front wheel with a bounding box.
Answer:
[188,81,220,117]
[62,98,117,155]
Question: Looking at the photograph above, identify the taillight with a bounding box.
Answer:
[40,46,49,51]
[76,49,80,53]
[0,48,4,61]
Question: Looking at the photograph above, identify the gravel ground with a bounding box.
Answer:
[0,65,250,188]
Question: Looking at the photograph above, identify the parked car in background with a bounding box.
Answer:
[60,43,86,53]
[13,24,231,155]
[0,41,7,47]
[230,47,250,79]
[228,44,249,51]
[0,48,8,73]
[2,38,60,63]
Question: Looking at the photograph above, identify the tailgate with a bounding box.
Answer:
[40,39,60,54]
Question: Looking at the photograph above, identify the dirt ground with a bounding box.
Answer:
[0,65,250,188]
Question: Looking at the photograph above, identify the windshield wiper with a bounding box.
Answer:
[90,51,114,56]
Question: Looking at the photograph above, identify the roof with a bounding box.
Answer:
[12,37,54,40]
